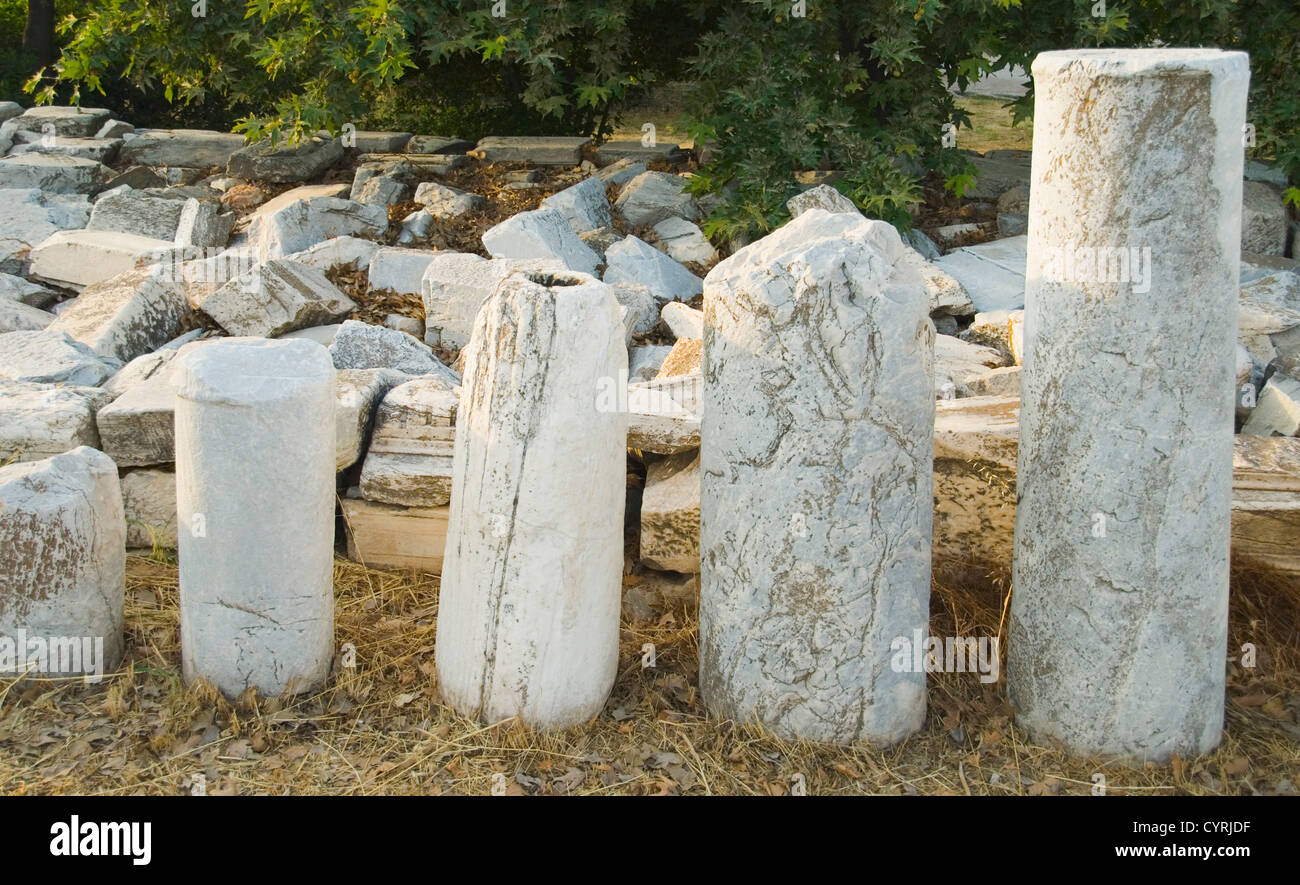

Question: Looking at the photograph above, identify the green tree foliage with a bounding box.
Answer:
[28,0,1300,234]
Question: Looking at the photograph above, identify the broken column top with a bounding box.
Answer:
[172,337,334,405]
[1032,47,1249,78]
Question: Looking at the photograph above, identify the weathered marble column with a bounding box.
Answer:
[1011,49,1249,759]
[435,271,627,730]
[173,337,336,698]
[0,446,125,680]
[699,209,934,745]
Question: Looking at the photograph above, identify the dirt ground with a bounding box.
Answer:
[1,552,1295,796]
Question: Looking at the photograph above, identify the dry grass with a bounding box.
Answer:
[1,552,1295,796]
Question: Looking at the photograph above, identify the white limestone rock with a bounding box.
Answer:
[626,374,702,454]
[0,271,59,307]
[896,246,976,317]
[640,451,701,573]
[541,177,611,234]
[0,446,124,678]
[935,333,1012,398]
[173,338,337,698]
[9,106,110,137]
[435,271,627,730]
[786,184,859,218]
[367,247,441,295]
[0,189,90,274]
[120,467,178,549]
[933,235,1028,313]
[481,207,600,275]
[45,265,190,362]
[614,171,698,227]
[0,153,107,193]
[328,319,458,384]
[29,229,174,290]
[605,236,703,302]
[198,259,356,337]
[1241,374,1300,437]
[0,330,122,386]
[699,208,933,745]
[660,300,703,339]
[413,181,484,219]
[593,158,646,187]
[117,129,247,167]
[95,360,181,467]
[359,377,459,507]
[334,368,408,471]
[226,135,344,184]
[420,253,564,349]
[612,282,659,341]
[245,186,388,259]
[651,217,717,266]
[0,382,112,461]
[283,236,380,273]
[0,298,54,332]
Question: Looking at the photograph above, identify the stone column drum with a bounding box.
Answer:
[173,337,337,698]
[435,271,627,730]
[1011,49,1249,759]
[699,209,935,745]
[0,446,125,680]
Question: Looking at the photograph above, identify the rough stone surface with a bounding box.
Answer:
[121,468,178,549]
[935,334,1011,398]
[651,217,716,266]
[359,377,459,507]
[1241,374,1300,437]
[786,184,860,218]
[413,181,484,218]
[699,208,934,745]
[472,136,589,165]
[29,229,173,290]
[46,265,189,362]
[0,153,107,193]
[594,158,647,187]
[933,236,1027,312]
[897,246,975,316]
[611,282,659,340]
[1241,180,1287,256]
[173,338,336,698]
[628,344,671,382]
[198,259,356,337]
[367,248,441,295]
[614,171,698,227]
[640,451,701,573]
[95,359,180,467]
[660,301,704,339]
[481,207,600,275]
[0,446,124,678]
[334,368,408,471]
[436,272,627,730]
[1010,49,1247,760]
[0,330,122,386]
[406,136,474,155]
[420,253,564,349]
[0,298,54,332]
[0,189,90,274]
[541,177,611,234]
[604,235,703,302]
[0,382,112,461]
[283,236,379,273]
[10,106,110,138]
[245,186,387,258]
[227,136,344,183]
[118,129,246,167]
[329,319,459,384]
[626,374,701,454]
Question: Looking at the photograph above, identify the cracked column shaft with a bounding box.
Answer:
[173,337,337,698]
[699,210,934,745]
[435,272,627,730]
[1010,49,1249,759]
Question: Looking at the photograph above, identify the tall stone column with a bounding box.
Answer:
[435,271,627,731]
[699,209,934,745]
[173,337,336,698]
[1010,49,1249,759]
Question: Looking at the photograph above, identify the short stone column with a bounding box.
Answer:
[0,446,125,680]
[1010,49,1249,759]
[173,337,336,698]
[699,209,934,745]
[435,271,627,730]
